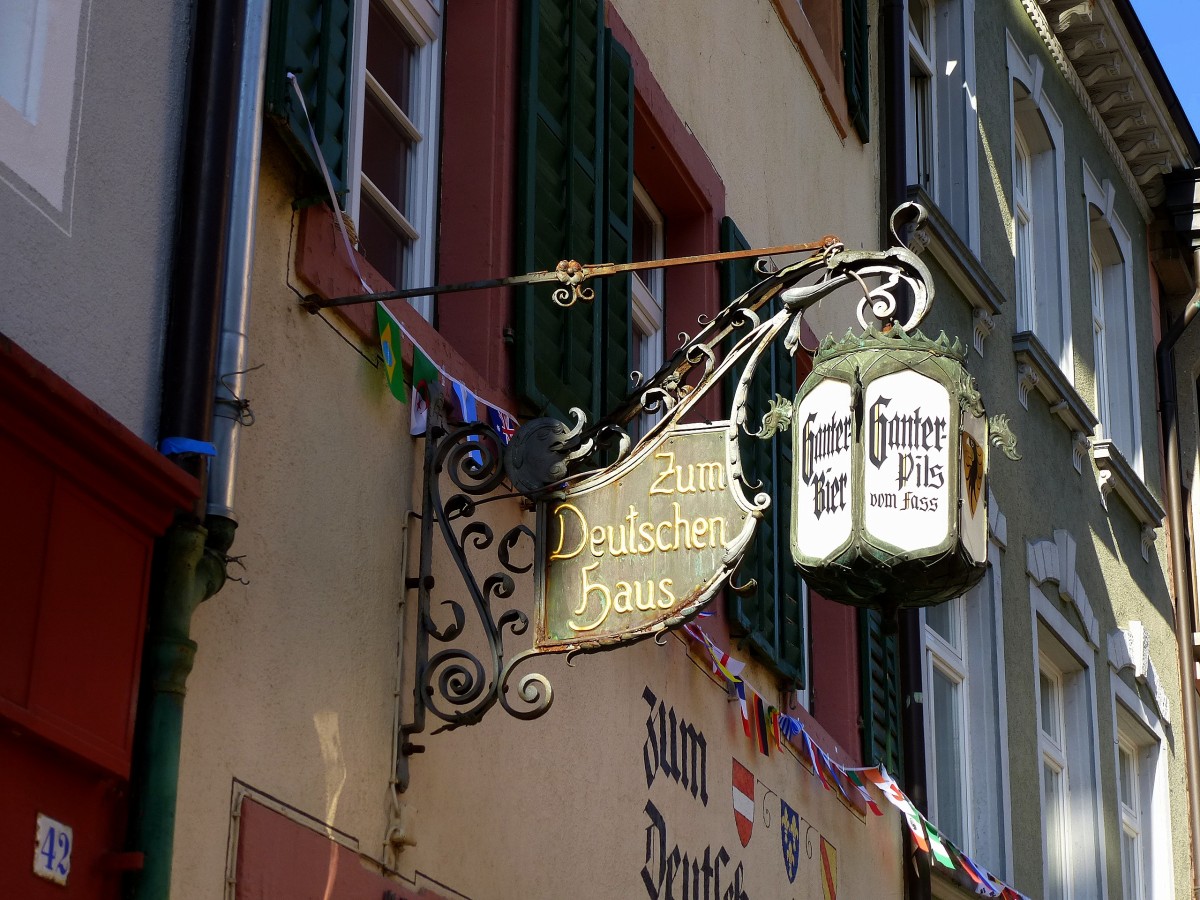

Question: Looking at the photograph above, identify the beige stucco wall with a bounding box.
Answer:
[173,146,415,896]
[0,0,190,443]
[611,0,880,342]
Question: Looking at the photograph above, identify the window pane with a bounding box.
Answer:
[1042,761,1066,900]
[367,2,414,114]
[632,197,656,263]
[359,197,406,288]
[931,666,964,843]
[1121,827,1141,900]
[925,599,959,652]
[1039,670,1060,742]
[1118,744,1135,811]
[362,91,412,211]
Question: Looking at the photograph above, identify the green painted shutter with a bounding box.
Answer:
[720,218,806,688]
[515,0,633,422]
[843,0,870,142]
[264,0,355,194]
[601,33,634,416]
[859,609,902,771]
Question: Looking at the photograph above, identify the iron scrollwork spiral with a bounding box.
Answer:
[405,390,552,741]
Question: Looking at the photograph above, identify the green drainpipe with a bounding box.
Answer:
[129,517,231,900]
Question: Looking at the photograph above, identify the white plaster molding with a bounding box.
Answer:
[1072,431,1088,474]
[1078,53,1121,87]
[988,488,1008,549]
[1052,1,1095,34]
[1011,10,1154,221]
[1026,529,1100,646]
[1108,628,1135,671]
[1017,363,1038,409]
[1097,466,1115,507]
[1065,25,1108,61]
[1109,621,1171,724]
[1140,525,1156,562]
[973,308,994,356]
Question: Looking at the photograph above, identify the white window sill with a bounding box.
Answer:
[1090,438,1164,560]
[1012,331,1098,473]
[904,187,1004,357]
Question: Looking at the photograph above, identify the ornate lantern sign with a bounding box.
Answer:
[361,205,1019,745]
[791,327,994,608]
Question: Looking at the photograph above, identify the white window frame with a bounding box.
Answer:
[347,0,442,321]
[1082,161,1142,475]
[1030,579,1107,900]
[904,0,980,251]
[630,179,665,440]
[922,505,1012,880]
[1108,672,1174,900]
[1013,126,1035,334]
[923,595,971,845]
[1007,36,1073,382]
[906,0,937,195]
[0,0,87,230]
[794,580,812,711]
[1038,651,1071,900]
[1090,246,1109,430]
[1116,730,1144,900]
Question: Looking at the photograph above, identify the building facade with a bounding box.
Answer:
[0,0,199,898]
[168,0,911,898]
[5,1,1200,899]
[900,0,1198,897]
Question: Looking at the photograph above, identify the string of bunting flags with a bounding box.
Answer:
[376,304,518,443]
[682,622,1030,900]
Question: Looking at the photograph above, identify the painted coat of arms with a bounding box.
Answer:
[780,799,801,883]
[731,759,754,847]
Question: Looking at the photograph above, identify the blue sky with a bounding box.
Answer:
[1129,0,1200,140]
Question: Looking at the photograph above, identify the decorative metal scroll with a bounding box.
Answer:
[399,228,936,773]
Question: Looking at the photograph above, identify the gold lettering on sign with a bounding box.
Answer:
[649,452,727,495]
[548,446,735,634]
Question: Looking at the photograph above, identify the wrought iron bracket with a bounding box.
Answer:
[398,214,943,786]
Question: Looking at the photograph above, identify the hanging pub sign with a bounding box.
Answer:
[390,216,1024,739]
[791,326,991,609]
[535,423,758,651]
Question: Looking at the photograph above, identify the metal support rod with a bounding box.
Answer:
[301,238,840,312]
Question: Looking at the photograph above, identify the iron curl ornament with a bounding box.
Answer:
[398,208,1007,768]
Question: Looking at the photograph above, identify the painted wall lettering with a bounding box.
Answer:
[643,687,709,805]
[642,800,749,900]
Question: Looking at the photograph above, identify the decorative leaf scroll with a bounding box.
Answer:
[988,414,1022,461]
[753,395,795,440]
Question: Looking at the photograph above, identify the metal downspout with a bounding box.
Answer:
[1156,248,1200,897]
[128,0,268,896]
[208,0,270,528]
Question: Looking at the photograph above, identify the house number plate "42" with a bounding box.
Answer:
[34,813,73,885]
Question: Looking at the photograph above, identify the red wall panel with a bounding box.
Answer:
[0,732,126,900]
